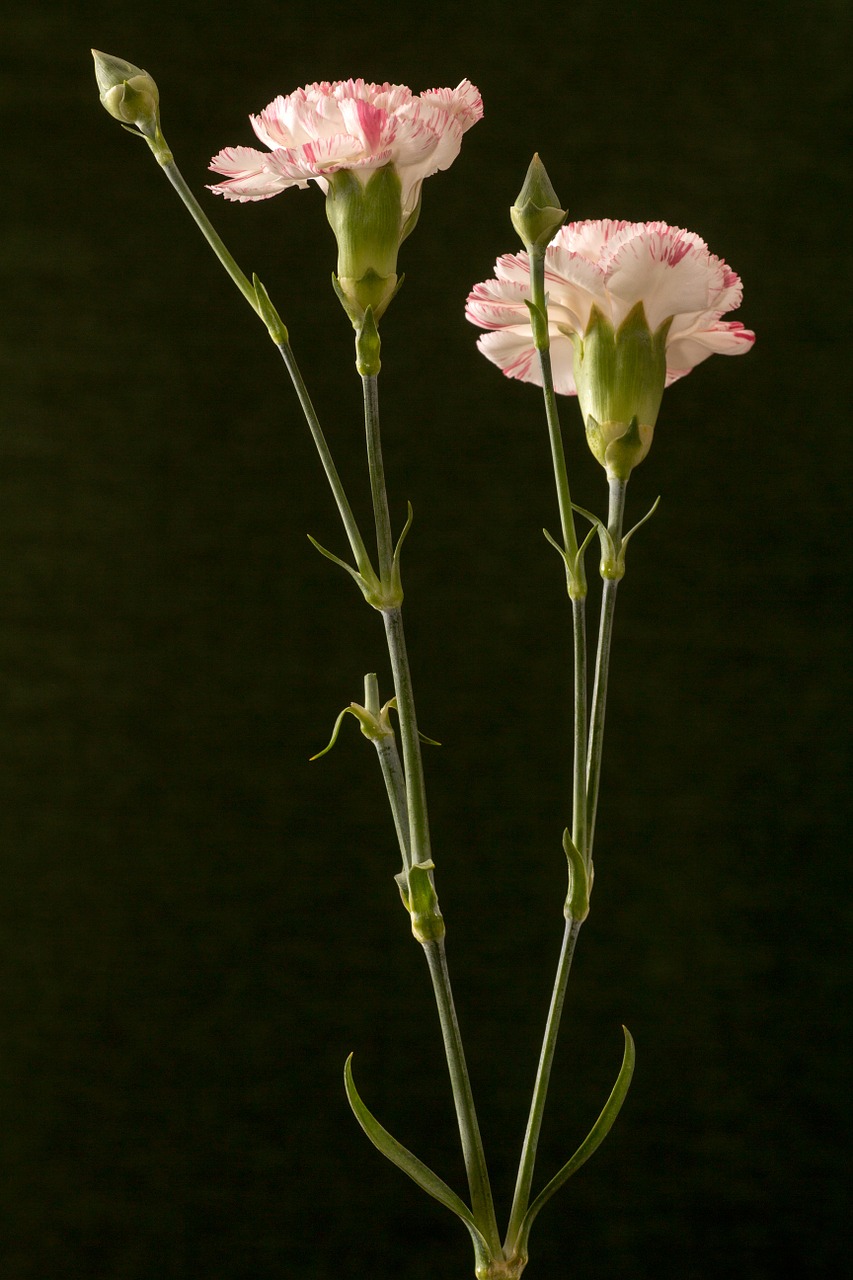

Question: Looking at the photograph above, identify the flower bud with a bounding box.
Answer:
[510,153,566,252]
[92,50,161,140]
[567,302,671,480]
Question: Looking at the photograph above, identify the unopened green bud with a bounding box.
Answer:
[92,50,161,140]
[510,153,566,252]
[568,302,671,479]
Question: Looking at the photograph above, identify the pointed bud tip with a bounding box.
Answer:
[92,50,161,139]
[510,154,567,251]
[515,153,562,211]
[91,49,148,94]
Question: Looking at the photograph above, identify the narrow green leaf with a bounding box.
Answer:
[389,501,415,595]
[344,1054,490,1259]
[385,696,440,746]
[306,535,368,590]
[543,526,570,567]
[516,1027,636,1253]
[309,707,353,761]
[621,495,661,551]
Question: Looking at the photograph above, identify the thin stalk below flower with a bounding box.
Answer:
[506,252,590,1242]
[374,733,411,873]
[363,371,499,1252]
[147,138,372,576]
[505,917,582,1255]
[529,252,580,570]
[585,477,628,857]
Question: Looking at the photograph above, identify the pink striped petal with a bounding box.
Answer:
[207,146,300,201]
[467,219,753,395]
[212,77,482,210]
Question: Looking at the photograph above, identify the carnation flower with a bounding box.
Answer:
[209,78,483,322]
[466,220,754,475]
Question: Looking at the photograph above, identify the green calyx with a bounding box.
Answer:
[510,153,566,252]
[326,166,414,324]
[92,49,161,141]
[567,302,671,479]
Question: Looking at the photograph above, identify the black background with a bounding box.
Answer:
[1,2,848,1277]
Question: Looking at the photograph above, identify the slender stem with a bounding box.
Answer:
[158,153,260,313]
[503,250,591,1249]
[362,374,395,581]
[571,596,589,860]
[374,734,411,872]
[530,252,580,565]
[149,142,372,577]
[276,343,373,574]
[382,608,432,868]
[423,938,501,1254]
[505,917,582,1253]
[364,368,498,1250]
[585,476,628,857]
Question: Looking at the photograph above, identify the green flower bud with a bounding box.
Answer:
[567,301,671,480]
[510,153,566,252]
[92,50,161,140]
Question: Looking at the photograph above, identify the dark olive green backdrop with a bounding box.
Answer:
[1,1,848,1277]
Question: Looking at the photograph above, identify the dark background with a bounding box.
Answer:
[1,1,848,1277]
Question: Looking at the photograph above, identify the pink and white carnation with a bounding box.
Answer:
[208,78,483,214]
[466,219,754,394]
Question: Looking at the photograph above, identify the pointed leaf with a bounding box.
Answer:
[307,534,371,594]
[543,526,571,568]
[344,1054,493,1267]
[384,696,441,746]
[516,1027,635,1253]
[390,502,415,594]
[621,495,661,552]
[309,706,355,761]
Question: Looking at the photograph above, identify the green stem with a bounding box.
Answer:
[157,151,260,314]
[423,938,501,1254]
[362,374,395,582]
[363,369,499,1251]
[505,249,591,1251]
[571,596,589,860]
[149,139,372,578]
[505,917,582,1254]
[585,476,628,858]
[373,734,411,873]
[382,607,432,868]
[529,251,580,567]
[276,343,372,573]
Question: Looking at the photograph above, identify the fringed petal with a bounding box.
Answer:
[212,77,482,205]
[207,146,299,201]
[666,320,755,372]
[467,219,752,397]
